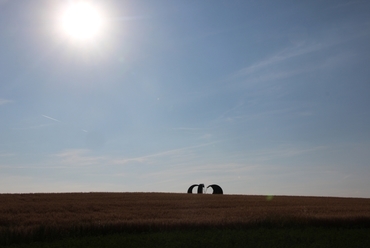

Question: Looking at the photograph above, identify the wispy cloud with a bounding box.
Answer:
[231,24,365,86]
[113,142,219,166]
[111,141,296,190]
[172,127,213,141]
[250,145,328,161]
[0,152,15,157]
[212,105,301,127]
[51,149,106,167]
[42,115,61,122]
[144,162,258,178]
[0,98,12,106]
[136,160,261,192]
[172,127,202,131]
[232,44,323,80]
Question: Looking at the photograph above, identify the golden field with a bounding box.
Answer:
[1,193,370,244]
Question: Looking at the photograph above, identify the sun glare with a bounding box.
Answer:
[60,2,104,42]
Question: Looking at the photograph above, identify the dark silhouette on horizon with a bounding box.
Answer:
[207,184,223,194]
[187,184,223,194]
[187,184,204,194]
[197,184,204,194]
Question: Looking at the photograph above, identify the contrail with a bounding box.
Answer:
[42,115,61,122]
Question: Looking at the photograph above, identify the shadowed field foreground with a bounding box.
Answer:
[1,193,370,245]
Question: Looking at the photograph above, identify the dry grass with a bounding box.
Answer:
[1,193,370,244]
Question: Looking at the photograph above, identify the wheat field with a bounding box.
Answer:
[1,193,370,244]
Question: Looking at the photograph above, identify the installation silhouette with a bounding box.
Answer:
[207,184,223,194]
[187,184,204,194]
[187,184,223,194]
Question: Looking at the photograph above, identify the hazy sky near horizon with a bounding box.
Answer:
[1,0,370,197]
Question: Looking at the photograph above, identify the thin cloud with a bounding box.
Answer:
[172,127,202,131]
[169,162,258,176]
[0,152,15,157]
[213,106,299,126]
[172,127,213,140]
[139,161,259,182]
[231,24,366,84]
[249,145,328,162]
[232,44,323,79]
[236,50,355,89]
[113,157,148,165]
[0,98,12,106]
[199,133,212,140]
[214,101,245,122]
[113,141,220,166]
[0,164,68,169]
[42,115,61,122]
[52,149,106,167]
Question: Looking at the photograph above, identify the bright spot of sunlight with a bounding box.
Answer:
[60,1,105,42]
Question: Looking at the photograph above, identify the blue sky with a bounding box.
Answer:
[1,0,370,197]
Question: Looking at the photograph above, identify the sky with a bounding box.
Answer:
[1,0,370,197]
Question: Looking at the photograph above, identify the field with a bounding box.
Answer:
[1,193,370,247]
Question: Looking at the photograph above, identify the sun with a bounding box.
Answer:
[60,1,104,42]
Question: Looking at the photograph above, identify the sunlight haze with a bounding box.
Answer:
[0,0,370,198]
